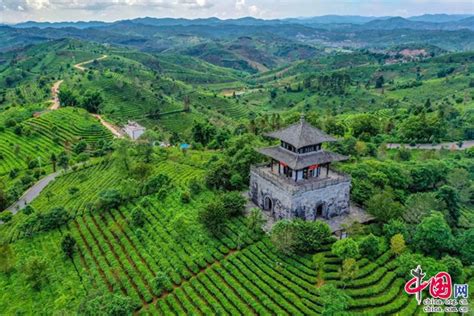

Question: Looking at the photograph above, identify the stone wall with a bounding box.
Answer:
[250,168,351,222]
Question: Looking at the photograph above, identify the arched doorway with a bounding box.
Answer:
[315,204,324,218]
[263,196,273,212]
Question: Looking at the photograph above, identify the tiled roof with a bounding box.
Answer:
[265,116,336,148]
[257,146,348,170]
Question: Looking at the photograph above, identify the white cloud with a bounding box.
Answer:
[235,0,245,10]
[235,0,261,16]
[248,4,258,15]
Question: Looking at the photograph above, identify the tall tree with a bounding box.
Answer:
[50,153,57,172]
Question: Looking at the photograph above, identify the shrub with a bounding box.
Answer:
[180,191,191,203]
[23,256,49,291]
[22,205,35,215]
[78,291,135,315]
[188,178,203,195]
[0,211,13,223]
[153,271,172,295]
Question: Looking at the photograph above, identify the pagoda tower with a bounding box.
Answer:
[250,115,351,221]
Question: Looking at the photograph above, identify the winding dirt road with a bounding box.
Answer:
[91,114,124,138]
[49,79,63,110]
[74,54,108,71]
[48,55,124,138]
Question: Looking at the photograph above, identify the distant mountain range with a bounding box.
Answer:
[9,14,473,30]
[1,14,472,56]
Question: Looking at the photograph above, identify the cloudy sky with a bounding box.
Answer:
[0,0,473,24]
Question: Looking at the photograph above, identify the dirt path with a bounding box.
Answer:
[387,140,474,151]
[71,55,124,138]
[74,55,108,71]
[91,114,124,138]
[49,80,63,110]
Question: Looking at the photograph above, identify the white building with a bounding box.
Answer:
[123,121,146,140]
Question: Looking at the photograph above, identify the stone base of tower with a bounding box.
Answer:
[250,164,351,222]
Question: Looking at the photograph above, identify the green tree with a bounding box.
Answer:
[456,228,474,264]
[394,252,447,279]
[367,190,404,222]
[375,75,384,89]
[446,168,471,203]
[61,234,77,259]
[205,160,233,190]
[414,212,453,258]
[293,220,333,253]
[131,208,145,227]
[41,206,69,230]
[73,140,87,154]
[81,90,103,113]
[142,174,170,196]
[331,238,359,260]
[404,192,445,224]
[97,189,122,211]
[114,140,131,173]
[340,258,358,287]
[58,89,79,107]
[441,256,464,283]
[383,219,408,240]
[221,192,246,217]
[390,233,406,256]
[198,201,228,236]
[319,284,350,316]
[50,153,57,172]
[436,185,460,227]
[0,189,8,211]
[247,208,265,237]
[270,220,297,255]
[57,151,69,170]
[359,234,382,260]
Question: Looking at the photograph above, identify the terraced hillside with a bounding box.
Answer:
[140,238,420,315]
[0,153,425,315]
[0,107,112,176]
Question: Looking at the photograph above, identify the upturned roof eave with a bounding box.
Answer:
[256,146,348,170]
